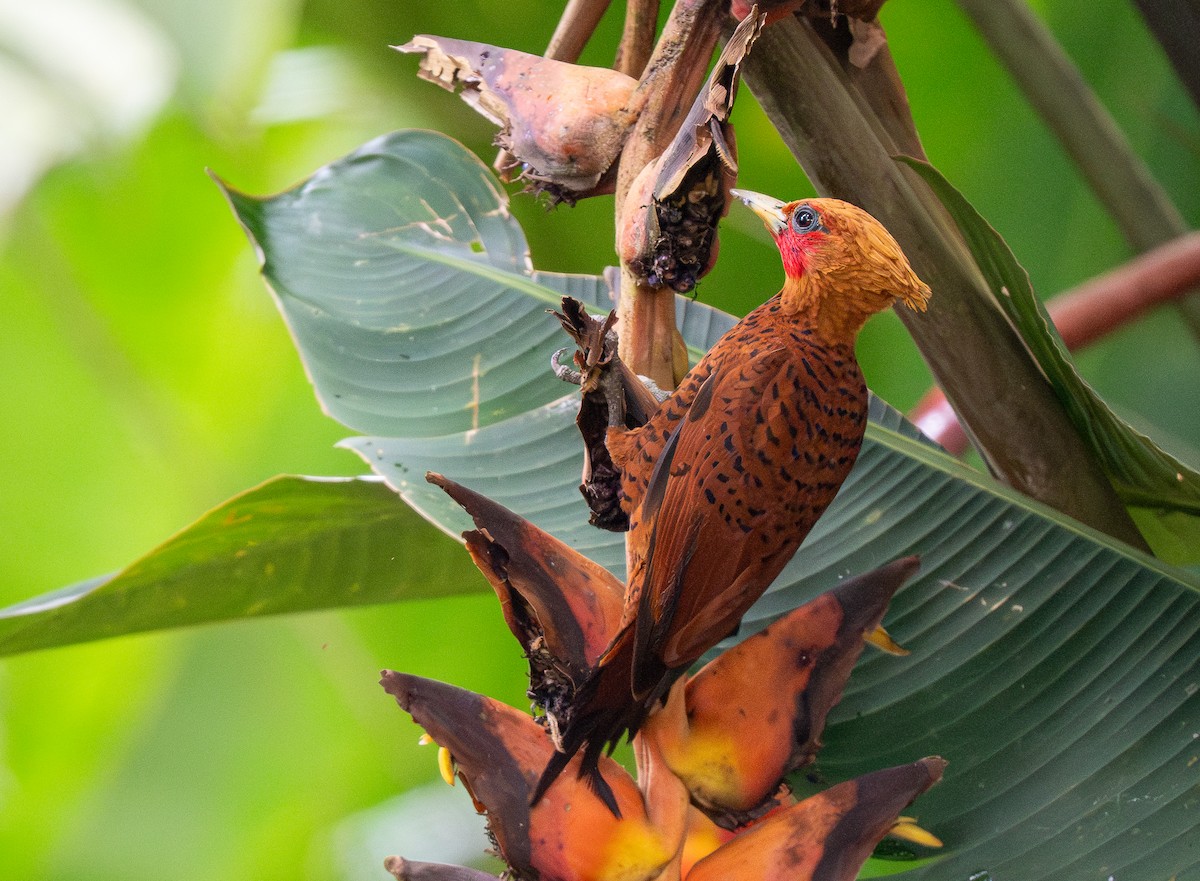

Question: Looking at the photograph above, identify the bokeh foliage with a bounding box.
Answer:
[1,1,1197,880]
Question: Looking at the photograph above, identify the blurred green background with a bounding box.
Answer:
[1,1,1196,879]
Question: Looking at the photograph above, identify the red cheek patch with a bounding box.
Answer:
[774,231,825,278]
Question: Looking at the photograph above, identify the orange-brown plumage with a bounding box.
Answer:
[536,192,930,812]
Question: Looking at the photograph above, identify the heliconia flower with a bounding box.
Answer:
[426,472,625,731]
[381,672,679,881]
[677,806,733,878]
[684,758,947,881]
[395,36,638,201]
[658,557,920,823]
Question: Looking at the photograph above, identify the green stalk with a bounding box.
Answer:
[955,0,1200,336]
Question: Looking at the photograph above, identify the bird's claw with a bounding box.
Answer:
[551,347,583,385]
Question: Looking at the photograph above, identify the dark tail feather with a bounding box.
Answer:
[529,724,623,818]
[529,631,640,817]
[581,738,620,817]
[529,744,576,809]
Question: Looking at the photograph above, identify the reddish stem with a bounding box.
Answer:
[911,231,1200,454]
[615,0,659,78]
[615,0,727,389]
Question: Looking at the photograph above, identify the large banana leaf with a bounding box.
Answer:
[5,130,1199,879]
[215,130,613,439]
[0,476,470,656]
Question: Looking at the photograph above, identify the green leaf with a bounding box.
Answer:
[215,130,611,439]
[0,476,472,656]
[899,155,1200,564]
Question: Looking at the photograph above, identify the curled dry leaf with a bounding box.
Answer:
[426,471,624,726]
[662,557,920,826]
[620,11,765,293]
[397,36,637,201]
[685,758,947,881]
[552,297,664,532]
[381,672,676,881]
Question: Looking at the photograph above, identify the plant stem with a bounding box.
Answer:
[614,0,727,389]
[546,0,613,61]
[955,0,1200,337]
[913,231,1200,453]
[741,14,1149,550]
[615,0,660,77]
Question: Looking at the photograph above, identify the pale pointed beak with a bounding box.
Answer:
[730,188,788,234]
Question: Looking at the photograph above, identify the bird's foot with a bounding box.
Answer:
[551,347,583,386]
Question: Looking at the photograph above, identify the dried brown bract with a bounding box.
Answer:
[620,11,764,293]
[426,472,624,731]
[397,36,638,201]
[552,298,663,531]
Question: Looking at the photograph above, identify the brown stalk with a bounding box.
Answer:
[913,231,1200,454]
[615,0,661,77]
[614,0,728,390]
[740,14,1148,550]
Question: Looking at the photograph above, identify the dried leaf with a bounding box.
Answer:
[620,11,764,293]
[552,298,665,531]
[426,472,625,721]
[397,36,637,200]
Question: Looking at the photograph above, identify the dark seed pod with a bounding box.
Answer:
[619,13,763,294]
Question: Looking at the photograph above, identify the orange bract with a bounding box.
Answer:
[685,759,946,881]
[663,558,919,820]
[381,672,676,881]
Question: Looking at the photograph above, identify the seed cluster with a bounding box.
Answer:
[630,167,724,294]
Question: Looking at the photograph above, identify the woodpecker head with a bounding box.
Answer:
[732,190,930,339]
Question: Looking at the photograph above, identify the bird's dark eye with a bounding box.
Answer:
[791,205,819,233]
